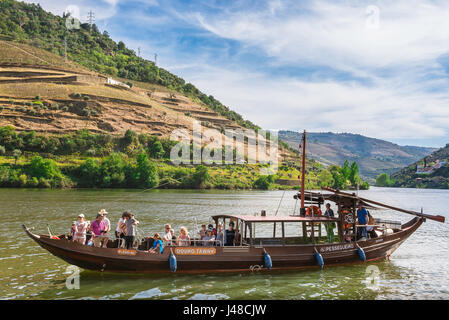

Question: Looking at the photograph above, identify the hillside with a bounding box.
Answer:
[389,143,449,189]
[279,131,436,182]
[0,0,372,191]
[0,0,259,131]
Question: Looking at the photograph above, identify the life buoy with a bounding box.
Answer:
[306,206,322,216]
[341,210,352,230]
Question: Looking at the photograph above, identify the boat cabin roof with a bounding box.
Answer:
[212,214,339,223]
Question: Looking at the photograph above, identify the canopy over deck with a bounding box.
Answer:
[212,214,339,223]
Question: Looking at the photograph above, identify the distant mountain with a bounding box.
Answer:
[390,143,449,188]
[278,131,437,182]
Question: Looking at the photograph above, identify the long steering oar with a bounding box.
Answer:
[321,187,445,223]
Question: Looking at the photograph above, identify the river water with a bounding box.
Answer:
[1,187,448,300]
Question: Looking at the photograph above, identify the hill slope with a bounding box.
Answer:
[279,131,436,182]
[0,0,259,130]
[390,143,449,188]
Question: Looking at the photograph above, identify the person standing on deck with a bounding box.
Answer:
[73,214,88,244]
[224,221,236,246]
[123,211,139,249]
[323,203,335,243]
[356,203,369,240]
[99,209,110,248]
[216,223,224,246]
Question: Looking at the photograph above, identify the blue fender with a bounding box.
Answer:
[315,249,324,269]
[357,245,366,262]
[169,253,177,272]
[264,251,272,270]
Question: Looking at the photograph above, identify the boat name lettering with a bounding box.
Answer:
[174,247,216,255]
[320,243,354,253]
[117,249,137,256]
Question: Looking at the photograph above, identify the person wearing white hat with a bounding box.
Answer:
[99,209,110,248]
[73,213,88,244]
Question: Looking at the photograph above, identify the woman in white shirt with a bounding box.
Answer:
[73,214,88,244]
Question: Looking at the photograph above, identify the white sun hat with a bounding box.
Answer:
[99,209,108,215]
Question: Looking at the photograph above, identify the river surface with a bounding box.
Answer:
[1,187,448,300]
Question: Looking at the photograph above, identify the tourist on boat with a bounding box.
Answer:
[203,226,216,246]
[208,223,217,236]
[224,221,236,246]
[177,227,191,246]
[366,212,378,238]
[324,203,335,243]
[85,220,92,245]
[123,211,139,249]
[73,214,88,244]
[149,233,164,254]
[216,223,224,246]
[90,214,107,247]
[356,203,369,240]
[162,224,172,246]
[70,222,76,240]
[99,209,110,247]
[198,224,207,241]
[169,228,176,245]
[115,214,126,239]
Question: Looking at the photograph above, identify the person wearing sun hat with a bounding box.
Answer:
[73,213,88,244]
[98,209,110,248]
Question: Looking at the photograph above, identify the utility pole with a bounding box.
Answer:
[87,10,95,27]
[64,35,67,61]
[154,53,157,66]
[138,47,141,57]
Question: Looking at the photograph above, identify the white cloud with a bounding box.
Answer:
[176,63,449,141]
[195,0,449,71]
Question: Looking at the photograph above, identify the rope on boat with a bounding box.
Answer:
[275,190,286,216]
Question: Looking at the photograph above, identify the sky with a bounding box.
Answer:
[23,0,449,148]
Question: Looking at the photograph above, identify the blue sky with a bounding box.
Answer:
[25,0,449,148]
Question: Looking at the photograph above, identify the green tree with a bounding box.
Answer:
[191,165,210,188]
[253,175,275,190]
[77,158,100,187]
[349,161,360,186]
[134,153,158,188]
[99,153,127,187]
[28,156,62,179]
[376,173,392,187]
[318,169,334,188]
[12,149,21,165]
[148,140,165,159]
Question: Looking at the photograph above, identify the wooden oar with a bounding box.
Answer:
[321,187,445,223]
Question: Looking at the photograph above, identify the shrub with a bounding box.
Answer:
[83,96,90,101]
[0,145,5,155]
[28,156,62,180]
[73,93,83,99]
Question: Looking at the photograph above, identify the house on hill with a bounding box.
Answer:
[416,159,446,174]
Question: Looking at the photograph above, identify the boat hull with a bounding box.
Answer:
[22,217,423,274]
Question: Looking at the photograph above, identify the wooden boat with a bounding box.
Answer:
[23,131,445,274]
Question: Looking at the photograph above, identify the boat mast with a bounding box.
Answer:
[300,130,306,216]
